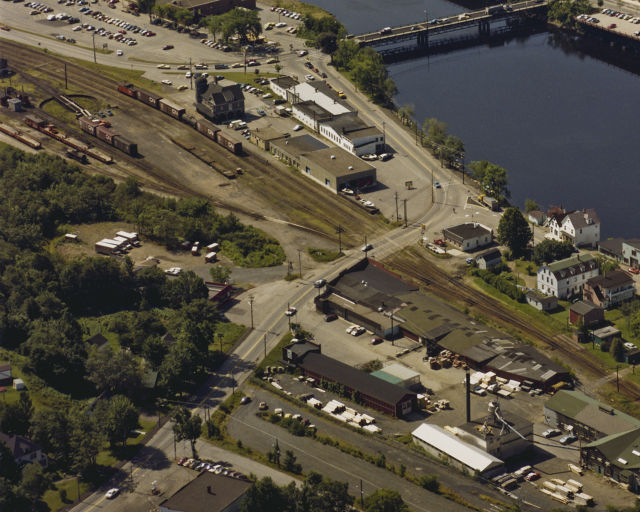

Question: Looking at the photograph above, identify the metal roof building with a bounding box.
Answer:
[412,423,504,477]
[371,363,421,390]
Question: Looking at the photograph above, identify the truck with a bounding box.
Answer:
[275,105,288,116]
[478,194,499,211]
[485,5,503,14]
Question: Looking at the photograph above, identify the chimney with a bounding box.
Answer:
[207,485,215,495]
[465,369,471,423]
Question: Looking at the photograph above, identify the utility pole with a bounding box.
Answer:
[248,295,254,330]
[431,167,434,204]
[394,191,399,223]
[360,479,364,507]
[189,57,193,90]
[92,33,97,63]
[616,365,620,392]
[297,249,302,278]
[403,199,408,228]
[382,121,386,152]
[264,334,267,358]
[364,234,368,257]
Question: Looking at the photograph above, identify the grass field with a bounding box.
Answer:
[43,478,92,512]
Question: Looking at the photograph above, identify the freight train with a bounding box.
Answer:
[77,116,138,156]
[24,115,113,163]
[117,83,242,155]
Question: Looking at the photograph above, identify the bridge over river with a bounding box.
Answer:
[353,0,549,60]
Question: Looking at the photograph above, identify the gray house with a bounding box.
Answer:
[525,291,558,312]
[475,249,502,270]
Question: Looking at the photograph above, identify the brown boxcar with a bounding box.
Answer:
[24,115,46,129]
[112,134,138,156]
[182,114,197,128]
[216,131,242,155]
[96,125,117,145]
[78,116,97,136]
[196,119,220,142]
[136,89,161,108]
[118,84,137,98]
[158,98,185,120]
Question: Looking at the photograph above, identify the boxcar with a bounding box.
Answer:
[136,90,161,108]
[78,116,97,136]
[182,114,197,128]
[195,119,220,142]
[112,134,138,156]
[96,125,117,145]
[158,98,185,120]
[118,84,137,98]
[24,115,46,129]
[216,131,242,155]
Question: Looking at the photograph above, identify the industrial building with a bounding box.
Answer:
[544,390,640,443]
[315,259,570,390]
[582,427,640,492]
[370,363,421,390]
[318,114,384,156]
[270,135,376,193]
[412,423,504,477]
[158,471,250,512]
[282,340,417,418]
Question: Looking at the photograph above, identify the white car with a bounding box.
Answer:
[116,49,123,56]
[361,243,373,252]
[285,306,297,316]
[164,267,182,276]
[346,325,358,335]
[293,124,303,131]
[275,22,287,28]
[157,64,170,69]
[304,74,315,81]
[105,488,120,499]
[185,71,192,78]
[161,79,172,85]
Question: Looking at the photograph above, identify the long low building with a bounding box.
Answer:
[412,423,504,477]
[283,340,416,418]
[582,427,640,492]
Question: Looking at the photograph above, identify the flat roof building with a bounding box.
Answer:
[412,423,504,477]
[158,472,251,512]
[442,223,493,252]
[318,114,384,156]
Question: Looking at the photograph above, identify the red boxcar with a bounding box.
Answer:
[96,124,117,145]
[216,131,242,155]
[136,89,161,108]
[118,84,137,98]
[78,116,98,136]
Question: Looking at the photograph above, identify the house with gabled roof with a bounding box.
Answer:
[583,270,635,309]
[0,432,48,467]
[547,209,600,248]
[195,79,244,122]
[537,253,599,299]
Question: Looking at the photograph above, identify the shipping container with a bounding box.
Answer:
[118,83,137,98]
[216,131,242,155]
[196,119,220,141]
[78,116,98,136]
[96,124,117,145]
[112,134,138,156]
[24,115,46,129]
[136,89,161,108]
[158,98,185,119]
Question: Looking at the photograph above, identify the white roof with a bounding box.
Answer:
[412,424,503,473]
[290,83,350,116]
[380,363,420,380]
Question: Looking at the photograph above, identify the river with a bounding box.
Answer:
[304,0,640,238]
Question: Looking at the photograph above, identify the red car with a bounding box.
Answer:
[177,457,187,465]
[524,471,540,481]
[608,23,617,29]
[629,267,639,275]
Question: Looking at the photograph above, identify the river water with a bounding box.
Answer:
[304,0,640,238]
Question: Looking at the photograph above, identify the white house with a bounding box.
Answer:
[622,240,640,269]
[268,76,299,100]
[537,254,599,299]
[318,114,384,156]
[0,432,48,467]
[547,209,600,248]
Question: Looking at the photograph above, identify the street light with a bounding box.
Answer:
[248,295,254,329]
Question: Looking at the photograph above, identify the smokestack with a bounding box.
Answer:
[465,369,471,424]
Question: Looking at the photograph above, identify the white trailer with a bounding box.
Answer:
[205,252,217,263]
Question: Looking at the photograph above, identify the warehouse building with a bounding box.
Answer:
[582,427,640,492]
[442,223,493,252]
[282,340,417,418]
[544,390,640,443]
[270,135,376,193]
[412,423,504,477]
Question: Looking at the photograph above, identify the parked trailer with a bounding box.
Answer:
[566,479,583,492]
[118,83,137,98]
[206,242,219,251]
[112,134,138,156]
[136,89,161,108]
[95,241,118,255]
[195,119,220,141]
[158,98,185,120]
[0,121,41,149]
[205,251,217,263]
[216,131,242,155]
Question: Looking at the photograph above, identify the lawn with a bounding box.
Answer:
[43,477,91,512]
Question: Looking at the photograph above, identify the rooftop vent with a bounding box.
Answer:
[330,155,336,159]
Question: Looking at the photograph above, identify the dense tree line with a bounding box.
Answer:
[332,40,397,106]
[548,0,593,29]
[204,8,262,44]
[299,13,345,54]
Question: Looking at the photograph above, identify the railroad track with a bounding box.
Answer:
[0,40,386,246]
[385,247,640,400]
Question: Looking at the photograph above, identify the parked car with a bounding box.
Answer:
[541,428,561,438]
[434,181,441,188]
[314,279,326,288]
[324,313,337,322]
[258,401,268,410]
[285,306,297,316]
[162,44,173,50]
[293,124,303,131]
[105,488,120,499]
[370,336,383,345]
[628,267,639,274]
[559,434,577,445]
[524,471,540,481]
[240,396,251,404]
[361,243,373,252]
[472,386,486,396]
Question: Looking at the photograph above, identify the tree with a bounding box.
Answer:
[525,199,540,213]
[423,117,447,147]
[205,15,223,41]
[418,474,440,493]
[104,395,139,448]
[316,32,338,54]
[240,477,289,512]
[18,463,50,505]
[333,40,359,70]
[219,8,262,44]
[70,408,104,475]
[158,340,200,395]
[209,265,231,283]
[497,208,532,258]
[172,407,202,459]
[532,239,575,265]
[30,409,72,469]
[610,338,625,362]
[397,104,414,125]
[0,392,33,436]
[282,449,302,474]
[468,160,510,200]
[364,489,409,512]
[86,346,142,398]
[136,0,155,14]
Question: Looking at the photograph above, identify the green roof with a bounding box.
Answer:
[545,390,640,437]
[370,370,404,386]
[585,427,640,470]
[547,253,595,273]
